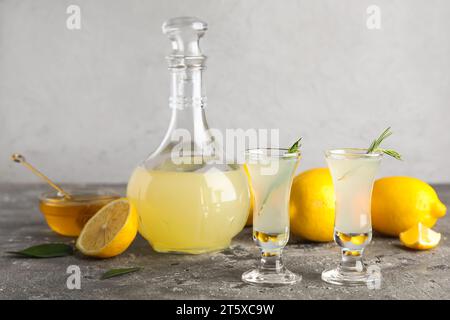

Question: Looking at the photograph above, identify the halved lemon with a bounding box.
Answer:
[399,223,441,250]
[76,198,138,258]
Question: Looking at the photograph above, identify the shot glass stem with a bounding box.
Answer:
[260,249,284,272]
[339,248,366,273]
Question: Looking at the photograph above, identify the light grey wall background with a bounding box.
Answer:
[1,0,449,184]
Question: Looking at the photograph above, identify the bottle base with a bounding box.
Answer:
[151,242,231,255]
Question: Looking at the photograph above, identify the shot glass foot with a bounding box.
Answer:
[242,267,300,287]
[321,265,381,287]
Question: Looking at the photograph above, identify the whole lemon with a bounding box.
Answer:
[372,176,447,236]
[289,168,335,242]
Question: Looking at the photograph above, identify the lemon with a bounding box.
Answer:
[372,177,446,236]
[245,195,254,226]
[350,234,368,246]
[289,168,335,242]
[76,198,138,258]
[399,223,441,250]
[243,164,254,226]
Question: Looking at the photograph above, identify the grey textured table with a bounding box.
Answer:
[0,183,449,300]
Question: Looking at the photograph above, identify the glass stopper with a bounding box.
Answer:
[162,17,207,67]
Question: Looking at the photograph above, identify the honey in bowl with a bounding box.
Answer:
[39,190,120,237]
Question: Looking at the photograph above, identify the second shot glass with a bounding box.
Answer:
[322,148,382,287]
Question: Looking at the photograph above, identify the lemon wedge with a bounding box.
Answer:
[399,223,441,250]
[76,198,138,258]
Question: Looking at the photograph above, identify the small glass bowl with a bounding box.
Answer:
[39,188,120,237]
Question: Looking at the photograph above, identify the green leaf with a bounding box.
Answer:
[287,137,302,153]
[7,243,73,258]
[101,267,141,280]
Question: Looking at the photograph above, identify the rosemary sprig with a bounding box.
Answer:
[287,138,302,153]
[366,127,402,160]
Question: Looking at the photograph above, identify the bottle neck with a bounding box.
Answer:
[164,66,213,154]
[169,67,206,110]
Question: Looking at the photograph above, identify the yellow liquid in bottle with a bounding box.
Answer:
[127,165,250,254]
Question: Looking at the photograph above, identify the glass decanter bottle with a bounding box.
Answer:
[127,17,250,254]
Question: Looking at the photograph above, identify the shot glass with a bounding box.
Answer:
[321,148,382,287]
[242,148,301,286]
